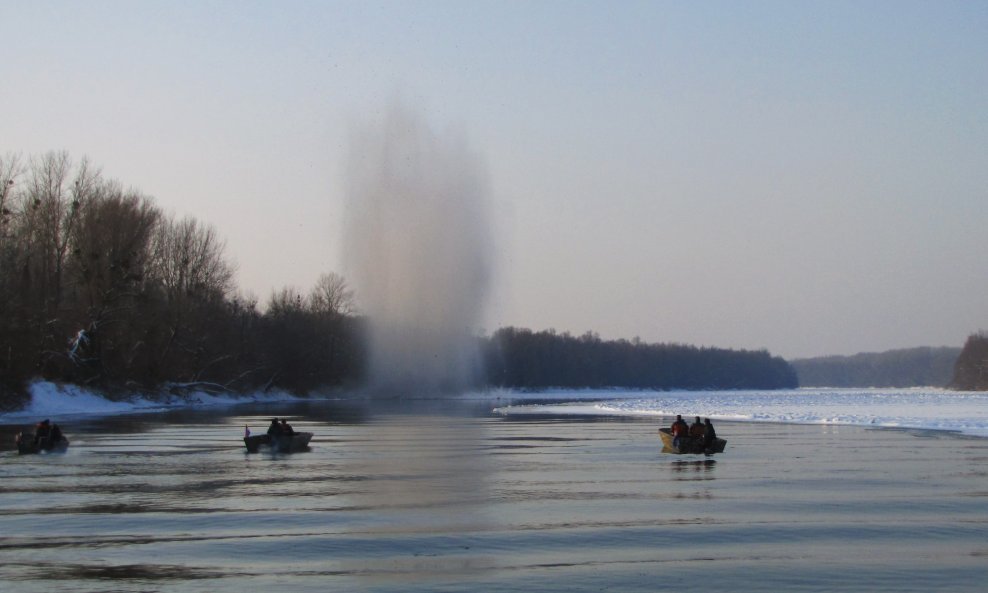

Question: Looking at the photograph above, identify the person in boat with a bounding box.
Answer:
[49,422,64,443]
[279,419,295,435]
[689,416,704,438]
[671,415,689,448]
[703,418,717,450]
[33,419,52,446]
[267,418,283,437]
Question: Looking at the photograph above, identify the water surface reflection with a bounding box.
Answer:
[2,399,987,592]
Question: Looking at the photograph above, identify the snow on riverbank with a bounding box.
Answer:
[492,388,988,438]
[4,383,987,439]
[0,381,302,422]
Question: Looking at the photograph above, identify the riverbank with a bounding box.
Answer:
[5,383,988,439]
[0,380,305,422]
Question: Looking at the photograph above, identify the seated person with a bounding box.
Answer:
[267,418,283,437]
[279,419,295,435]
[670,415,689,447]
[689,416,704,437]
[34,419,52,445]
[703,418,717,449]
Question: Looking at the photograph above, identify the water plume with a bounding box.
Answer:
[343,105,492,395]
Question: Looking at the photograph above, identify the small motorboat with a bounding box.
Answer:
[244,431,313,454]
[658,428,726,454]
[15,432,70,455]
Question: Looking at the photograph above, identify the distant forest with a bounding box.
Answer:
[0,151,812,409]
[484,327,796,390]
[951,333,988,391]
[790,347,961,388]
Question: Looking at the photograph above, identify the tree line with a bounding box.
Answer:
[483,327,797,390]
[951,333,988,391]
[790,346,962,388]
[1,152,800,409]
[0,152,364,408]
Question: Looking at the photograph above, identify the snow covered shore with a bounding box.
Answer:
[492,387,988,438]
[0,381,302,422]
[3,382,987,439]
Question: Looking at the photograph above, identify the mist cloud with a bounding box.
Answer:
[344,105,492,394]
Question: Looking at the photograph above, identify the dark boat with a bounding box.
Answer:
[244,432,313,454]
[658,427,726,454]
[15,432,70,455]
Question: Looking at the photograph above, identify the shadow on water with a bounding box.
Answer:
[18,562,224,582]
[669,459,717,488]
[670,459,717,472]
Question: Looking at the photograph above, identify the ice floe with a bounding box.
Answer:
[491,388,988,438]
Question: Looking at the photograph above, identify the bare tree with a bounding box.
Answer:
[308,272,355,318]
[150,215,235,303]
[0,153,22,271]
[21,151,72,316]
[266,286,305,317]
[66,182,161,379]
[71,183,160,308]
[148,214,236,378]
[10,152,103,370]
[0,154,24,389]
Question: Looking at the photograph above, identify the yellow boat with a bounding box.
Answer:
[658,427,726,454]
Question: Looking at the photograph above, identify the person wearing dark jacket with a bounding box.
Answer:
[703,418,717,450]
[689,416,704,437]
[34,419,52,446]
[267,418,283,437]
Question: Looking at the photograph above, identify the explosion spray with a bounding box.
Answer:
[344,104,492,395]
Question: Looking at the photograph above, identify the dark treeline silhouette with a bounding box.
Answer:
[1,152,798,409]
[0,152,364,409]
[951,333,988,391]
[482,327,797,390]
[790,346,961,388]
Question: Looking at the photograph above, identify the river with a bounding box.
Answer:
[1,395,986,592]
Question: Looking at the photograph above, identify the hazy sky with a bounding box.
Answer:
[3,1,986,359]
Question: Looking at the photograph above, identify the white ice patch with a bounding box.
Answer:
[6,384,988,438]
[492,388,988,438]
[1,381,302,423]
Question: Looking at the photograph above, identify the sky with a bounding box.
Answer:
[2,0,986,360]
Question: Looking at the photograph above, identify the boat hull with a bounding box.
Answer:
[659,428,726,454]
[15,433,70,455]
[244,432,313,453]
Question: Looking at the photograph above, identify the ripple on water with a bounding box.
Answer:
[2,406,987,593]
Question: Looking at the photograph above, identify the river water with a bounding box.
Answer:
[1,396,986,592]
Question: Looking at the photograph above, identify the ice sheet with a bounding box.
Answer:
[491,388,988,437]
